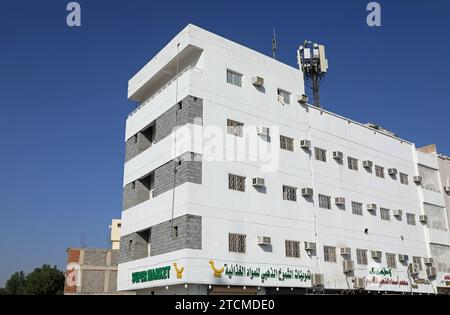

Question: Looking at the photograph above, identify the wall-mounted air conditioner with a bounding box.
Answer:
[311,274,324,287]
[252,177,265,187]
[363,160,373,168]
[257,236,271,246]
[408,263,420,275]
[301,188,314,197]
[388,168,398,176]
[304,242,316,251]
[366,204,377,212]
[300,139,311,149]
[297,94,308,104]
[398,254,408,262]
[371,251,382,259]
[413,176,422,184]
[333,151,343,160]
[252,76,264,86]
[445,186,450,193]
[343,260,354,273]
[423,257,434,265]
[393,209,403,217]
[426,267,437,278]
[340,247,351,256]
[419,215,428,223]
[335,197,346,205]
[353,277,366,289]
[257,127,270,137]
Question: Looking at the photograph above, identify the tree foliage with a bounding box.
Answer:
[4,265,64,295]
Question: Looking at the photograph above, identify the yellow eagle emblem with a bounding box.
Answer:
[173,262,184,279]
[209,260,225,278]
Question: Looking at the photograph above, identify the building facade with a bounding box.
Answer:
[117,24,450,295]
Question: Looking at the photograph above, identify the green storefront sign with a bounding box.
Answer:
[132,266,171,284]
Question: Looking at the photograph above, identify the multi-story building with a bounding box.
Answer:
[117,24,450,295]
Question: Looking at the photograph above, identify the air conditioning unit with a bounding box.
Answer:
[252,177,265,187]
[363,160,373,168]
[408,263,420,275]
[398,254,409,262]
[413,176,422,184]
[252,76,264,86]
[343,260,354,273]
[371,251,382,259]
[300,139,311,149]
[297,94,308,104]
[423,257,434,265]
[445,186,450,193]
[257,127,270,137]
[257,236,271,246]
[301,188,314,197]
[419,215,428,223]
[388,168,398,176]
[340,247,351,256]
[426,267,437,278]
[393,209,403,217]
[366,204,377,212]
[311,273,324,287]
[304,242,316,251]
[333,151,343,160]
[353,277,366,289]
[335,197,346,206]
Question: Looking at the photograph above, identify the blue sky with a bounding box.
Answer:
[0,0,449,285]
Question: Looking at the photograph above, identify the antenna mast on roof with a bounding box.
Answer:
[297,41,329,108]
[272,29,277,59]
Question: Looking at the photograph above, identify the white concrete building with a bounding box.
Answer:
[117,24,450,295]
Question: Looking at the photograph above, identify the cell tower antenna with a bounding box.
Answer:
[272,29,277,59]
[297,41,329,108]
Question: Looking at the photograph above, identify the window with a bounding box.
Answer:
[413,256,422,271]
[348,157,359,171]
[319,194,331,209]
[386,253,397,268]
[324,246,337,262]
[380,208,391,221]
[117,223,122,228]
[315,147,327,162]
[400,173,409,185]
[229,233,246,253]
[280,135,294,152]
[277,89,291,104]
[172,226,179,238]
[375,165,385,178]
[131,181,136,190]
[357,249,368,265]
[227,119,244,137]
[285,240,301,258]
[229,174,246,192]
[352,202,363,216]
[226,69,242,87]
[283,185,297,201]
[406,213,416,226]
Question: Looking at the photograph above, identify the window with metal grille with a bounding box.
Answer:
[418,165,441,192]
[406,213,416,226]
[319,194,331,209]
[226,69,242,87]
[280,135,294,151]
[375,165,385,178]
[277,88,291,104]
[413,256,422,271]
[348,157,359,171]
[314,147,327,162]
[380,208,391,221]
[352,202,363,216]
[285,240,301,258]
[283,185,297,201]
[357,249,368,265]
[229,174,246,192]
[229,233,246,253]
[386,253,397,268]
[324,246,337,262]
[227,119,244,137]
[400,173,409,185]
